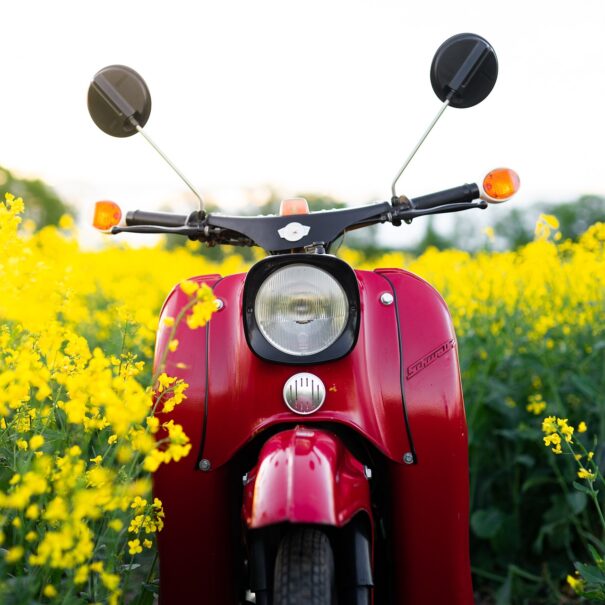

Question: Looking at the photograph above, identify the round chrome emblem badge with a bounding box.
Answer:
[283,373,326,415]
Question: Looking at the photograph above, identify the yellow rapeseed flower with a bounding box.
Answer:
[100,571,120,591]
[543,433,562,454]
[483,226,495,241]
[74,564,89,584]
[567,574,584,593]
[156,373,177,393]
[29,434,44,450]
[5,545,24,563]
[59,214,75,230]
[108,519,123,532]
[577,468,596,481]
[128,538,143,555]
[25,503,40,519]
[179,280,199,296]
[557,418,574,443]
[526,394,546,415]
[542,416,558,435]
[186,295,216,329]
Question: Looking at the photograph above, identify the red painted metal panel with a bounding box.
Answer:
[376,268,473,605]
[154,275,239,605]
[155,464,239,605]
[242,426,371,528]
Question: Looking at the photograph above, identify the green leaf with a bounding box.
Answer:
[137,589,157,605]
[573,480,594,496]
[471,508,504,539]
[566,491,588,514]
[495,573,512,605]
[521,475,553,493]
[588,544,605,571]
[571,375,598,398]
[575,562,605,585]
[515,454,535,467]
[143,582,160,595]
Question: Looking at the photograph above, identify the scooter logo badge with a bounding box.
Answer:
[278,222,311,242]
[407,339,456,379]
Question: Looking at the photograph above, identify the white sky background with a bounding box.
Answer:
[2,0,605,246]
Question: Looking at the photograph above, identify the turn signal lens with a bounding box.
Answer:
[482,168,520,203]
[93,201,122,231]
[279,198,310,216]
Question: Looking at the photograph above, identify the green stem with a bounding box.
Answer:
[152,296,197,383]
[135,549,159,605]
[547,454,591,553]
[590,491,605,535]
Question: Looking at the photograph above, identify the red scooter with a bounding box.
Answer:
[89,33,519,605]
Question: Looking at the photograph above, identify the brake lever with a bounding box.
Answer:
[111,225,204,236]
[392,200,487,223]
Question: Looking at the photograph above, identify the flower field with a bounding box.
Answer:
[1,192,605,603]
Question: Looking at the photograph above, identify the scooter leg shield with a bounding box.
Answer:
[388,416,474,605]
[242,426,372,529]
[155,462,240,605]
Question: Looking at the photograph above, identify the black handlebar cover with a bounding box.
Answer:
[118,183,483,248]
[410,183,480,210]
[125,210,188,227]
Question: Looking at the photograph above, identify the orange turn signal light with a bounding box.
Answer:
[279,198,310,216]
[93,201,122,231]
[482,168,520,203]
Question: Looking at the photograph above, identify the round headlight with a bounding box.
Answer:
[254,264,349,356]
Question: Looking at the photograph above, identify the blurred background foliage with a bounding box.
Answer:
[0,166,76,229]
[5,161,602,255]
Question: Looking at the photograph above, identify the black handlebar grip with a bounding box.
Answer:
[125,210,188,227]
[410,183,480,211]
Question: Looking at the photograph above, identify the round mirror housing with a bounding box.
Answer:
[87,65,152,137]
[430,33,498,108]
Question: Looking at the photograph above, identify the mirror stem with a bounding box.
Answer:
[131,120,205,212]
[390,99,450,198]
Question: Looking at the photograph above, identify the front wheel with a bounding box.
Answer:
[273,527,336,605]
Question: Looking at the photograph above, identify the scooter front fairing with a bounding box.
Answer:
[242,426,371,528]
[153,266,473,604]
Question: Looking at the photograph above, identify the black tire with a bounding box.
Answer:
[273,527,336,605]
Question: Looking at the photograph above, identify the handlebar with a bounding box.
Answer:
[111,181,487,252]
[126,209,190,227]
[409,183,480,211]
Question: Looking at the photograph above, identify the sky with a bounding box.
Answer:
[2,0,604,246]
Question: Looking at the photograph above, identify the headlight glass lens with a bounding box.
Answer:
[254,264,349,356]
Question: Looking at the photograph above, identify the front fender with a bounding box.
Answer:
[243,427,371,528]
